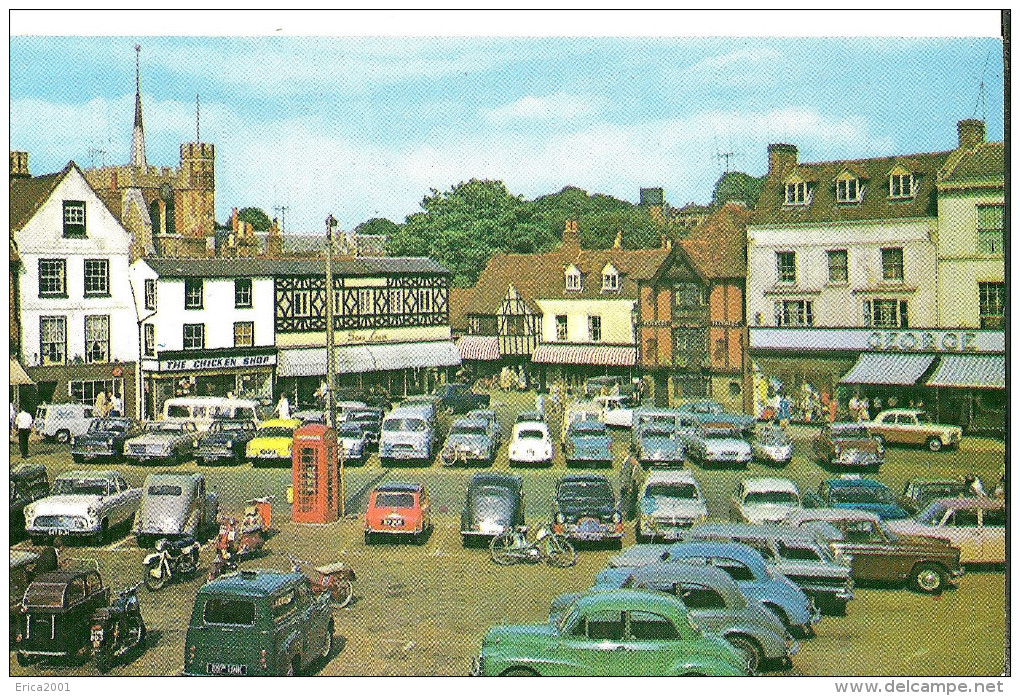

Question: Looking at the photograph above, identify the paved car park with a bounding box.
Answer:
[8,390,1007,676]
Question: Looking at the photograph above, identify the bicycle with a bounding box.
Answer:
[288,556,356,608]
[489,525,577,568]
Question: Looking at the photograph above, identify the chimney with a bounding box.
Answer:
[767,143,798,177]
[957,119,985,150]
[9,151,29,180]
[613,230,623,249]
[561,220,580,255]
[231,207,239,234]
[266,218,283,257]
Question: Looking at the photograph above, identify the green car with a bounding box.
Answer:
[183,569,334,676]
[470,589,749,676]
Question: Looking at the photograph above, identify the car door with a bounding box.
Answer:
[420,488,431,529]
[894,414,923,445]
[624,609,689,675]
[559,609,632,675]
[979,507,1005,564]
[939,508,980,563]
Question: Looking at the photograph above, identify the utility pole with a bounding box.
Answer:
[324,213,343,517]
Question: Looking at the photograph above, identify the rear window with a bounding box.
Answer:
[204,597,257,626]
[516,428,545,440]
[166,405,191,418]
[644,483,699,500]
[23,582,66,608]
[451,423,487,436]
[148,484,183,496]
[375,492,415,508]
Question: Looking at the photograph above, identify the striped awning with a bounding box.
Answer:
[277,341,461,378]
[532,343,636,367]
[925,355,1005,389]
[839,353,936,386]
[457,335,501,361]
[370,341,462,371]
[10,357,34,386]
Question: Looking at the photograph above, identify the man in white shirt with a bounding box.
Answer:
[15,408,33,459]
[110,394,124,417]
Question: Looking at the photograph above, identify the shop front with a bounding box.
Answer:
[140,347,276,420]
[23,361,136,419]
[531,343,637,392]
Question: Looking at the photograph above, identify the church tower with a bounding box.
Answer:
[130,44,147,168]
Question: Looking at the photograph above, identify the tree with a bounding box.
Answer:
[354,217,400,238]
[236,207,273,231]
[711,171,765,208]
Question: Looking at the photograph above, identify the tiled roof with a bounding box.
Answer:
[464,244,670,315]
[9,164,67,232]
[143,256,450,278]
[448,287,474,330]
[942,141,1004,183]
[751,149,952,226]
[677,203,751,279]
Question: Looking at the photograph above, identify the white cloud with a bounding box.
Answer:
[687,47,785,87]
[480,93,600,125]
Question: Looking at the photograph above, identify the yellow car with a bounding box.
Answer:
[246,419,301,467]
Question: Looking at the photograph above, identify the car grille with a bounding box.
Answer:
[32,515,85,530]
[652,516,696,529]
[84,444,111,453]
[129,444,165,456]
[198,446,230,456]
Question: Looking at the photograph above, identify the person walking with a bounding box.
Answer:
[535,390,545,418]
[15,407,33,459]
[276,394,290,420]
[110,393,123,417]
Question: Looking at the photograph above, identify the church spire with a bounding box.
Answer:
[130,44,147,168]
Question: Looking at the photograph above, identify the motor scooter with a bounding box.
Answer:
[90,583,146,672]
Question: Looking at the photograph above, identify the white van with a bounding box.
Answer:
[34,403,95,443]
[379,405,437,465]
[160,397,260,432]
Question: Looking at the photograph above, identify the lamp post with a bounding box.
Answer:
[325,214,344,517]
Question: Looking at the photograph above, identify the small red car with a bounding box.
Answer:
[364,482,431,545]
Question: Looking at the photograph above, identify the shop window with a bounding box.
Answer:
[977,205,1004,255]
[144,279,157,310]
[185,279,204,309]
[143,324,156,357]
[83,259,110,297]
[38,259,67,297]
[774,300,813,327]
[863,299,908,328]
[62,200,86,237]
[827,250,848,283]
[39,316,67,365]
[84,315,110,363]
[555,315,568,341]
[979,282,1005,329]
[69,379,121,406]
[588,315,602,342]
[235,279,253,308]
[234,321,254,348]
[881,248,904,282]
[183,323,205,350]
[776,252,796,284]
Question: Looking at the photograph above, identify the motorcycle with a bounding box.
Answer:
[489,524,577,568]
[288,556,356,609]
[208,497,272,581]
[90,583,146,673]
[142,537,200,591]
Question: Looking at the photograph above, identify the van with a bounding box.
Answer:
[34,403,94,443]
[379,405,437,466]
[161,397,260,432]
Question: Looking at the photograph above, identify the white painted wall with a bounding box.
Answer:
[536,298,636,344]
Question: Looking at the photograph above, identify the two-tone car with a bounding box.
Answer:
[124,421,199,466]
[194,419,257,466]
[804,477,909,520]
[750,424,794,466]
[246,418,302,467]
[684,422,752,468]
[71,417,143,463]
[785,507,965,595]
[471,589,749,676]
[633,421,686,467]
[866,409,962,452]
[549,563,797,673]
[133,473,220,547]
[24,470,142,545]
[441,417,498,467]
[553,473,624,547]
[677,400,755,436]
[811,423,884,471]
[898,477,977,515]
[635,469,708,542]
[730,477,802,525]
[563,418,613,467]
[460,472,526,546]
[886,497,1005,565]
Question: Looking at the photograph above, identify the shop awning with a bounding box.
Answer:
[9,358,34,386]
[370,341,462,371]
[925,354,1005,389]
[839,353,936,386]
[532,343,636,367]
[457,335,501,361]
[277,341,461,378]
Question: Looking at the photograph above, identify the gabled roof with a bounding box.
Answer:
[674,203,751,280]
[941,141,1005,184]
[448,287,474,331]
[752,149,952,227]
[9,163,69,232]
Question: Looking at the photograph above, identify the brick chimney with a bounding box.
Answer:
[767,143,798,177]
[231,207,239,235]
[957,119,986,150]
[9,151,29,180]
[561,220,580,255]
[266,218,283,257]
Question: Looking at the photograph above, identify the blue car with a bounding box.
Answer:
[805,477,909,520]
[563,419,613,467]
[677,401,755,435]
[634,422,686,467]
[602,540,820,638]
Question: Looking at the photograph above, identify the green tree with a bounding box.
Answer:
[711,171,765,207]
[354,217,400,238]
[236,207,273,231]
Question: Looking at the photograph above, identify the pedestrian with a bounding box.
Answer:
[276,394,290,420]
[110,393,123,417]
[887,395,898,409]
[873,396,883,413]
[828,396,838,423]
[94,390,109,418]
[9,402,15,432]
[963,474,987,498]
[16,407,33,459]
[777,394,792,428]
[860,398,871,421]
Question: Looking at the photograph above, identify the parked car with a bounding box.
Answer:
[183,569,334,676]
[583,375,630,400]
[71,417,143,463]
[467,408,502,443]
[560,401,601,444]
[682,523,854,616]
[460,472,526,546]
[785,508,965,594]
[886,497,1005,565]
[33,402,94,443]
[246,418,302,467]
[898,477,977,515]
[631,407,681,443]
[633,422,686,467]
[161,396,260,433]
[441,417,497,467]
[730,477,802,525]
[508,421,554,466]
[677,400,755,435]
[24,470,141,545]
[10,465,49,540]
[379,405,438,466]
[595,394,634,428]
[684,423,753,468]
[347,407,384,447]
[811,423,884,470]
[336,423,368,464]
[549,564,796,673]
[636,469,708,542]
[433,382,491,414]
[553,473,623,547]
[364,482,432,544]
[563,418,613,467]
[333,386,391,411]
[750,424,794,466]
[133,473,220,547]
[10,548,58,639]
[471,589,748,676]
[865,409,962,452]
[516,410,547,426]
[292,409,324,424]
[804,477,909,520]
[15,567,110,666]
[194,419,257,466]
[124,421,199,466]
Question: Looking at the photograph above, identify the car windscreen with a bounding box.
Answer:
[211,421,248,433]
[166,405,192,418]
[451,423,487,436]
[468,487,515,517]
[558,480,613,501]
[516,428,546,440]
[644,483,699,500]
[374,492,415,508]
[52,478,110,495]
[90,419,128,433]
[833,426,870,439]
[203,597,256,626]
[744,491,799,505]
[830,486,893,504]
[571,422,607,436]
[383,418,426,432]
[256,427,294,438]
[149,422,185,432]
[642,427,675,438]
[917,503,949,526]
[703,428,740,439]
[147,484,183,496]
[336,425,364,437]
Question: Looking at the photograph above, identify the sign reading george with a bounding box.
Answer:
[867,330,978,353]
[749,328,1004,355]
[158,354,276,372]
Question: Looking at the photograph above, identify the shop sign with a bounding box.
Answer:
[157,354,277,372]
[867,330,979,353]
[750,328,1004,355]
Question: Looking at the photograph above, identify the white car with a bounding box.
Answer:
[685,423,753,467]
[730,477,802,525]
[636,470,708,542]
[24,470,142,545]
[595,395,634,428]
[508,422,554,466]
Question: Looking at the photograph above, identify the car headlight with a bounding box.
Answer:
[224,439,234,448]
[613,511,622,524]
[555,512,565,524]
[87,504,99,518]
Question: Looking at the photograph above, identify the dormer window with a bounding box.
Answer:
[565,265,582,292]
[602,264,619,292]
[784,181,810,206]
[888,171,916,199]
[835,175,863,203]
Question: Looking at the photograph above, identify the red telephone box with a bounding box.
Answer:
[291,424,340,524]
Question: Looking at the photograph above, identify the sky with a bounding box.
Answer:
[9,11,1006,233]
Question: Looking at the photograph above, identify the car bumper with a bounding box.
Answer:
[556,523,624,541]
[71,448,117,459]
[28,526,100,538]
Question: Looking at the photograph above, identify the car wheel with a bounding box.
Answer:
[910,562,947,594]
[726,635,761,675]
[926,437,943,453]
[501,667,538,676]
[55,429,71,444]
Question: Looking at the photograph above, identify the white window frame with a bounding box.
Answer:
[143,323,156,357]
[555,315,568,341]
[888,173,916,199]
[565,269,582,292]
[84,315,110,363]
[83,259,110,297]
[784,181,810,206]
[773,300,814,327]
[863,298,908,328]
[183,323,205,350]
[144,278,157,310]
[776,251,797,284]
[40,316,67,365]
[588,315,602,342]
[38,258,67,297]
[836,178,863,203]
[184,279,204,309]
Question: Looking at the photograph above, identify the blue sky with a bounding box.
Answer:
[10,15,1005,232]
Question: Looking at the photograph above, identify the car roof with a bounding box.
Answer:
[388,405,432,417]
[467,409,496,417]
[743,477,799,494]
[145,472,201,485]
[57,469,117,481]
[627,562,742,599]
[375,482,423,493]
[452,417,489,428]
[569,419,607,429]
[687,522,819,543]
[826,477,888,489]
[469,472,523,489]
[199,569,304,598]
[644,470,697,485]
[258,418,301,428]
[11,464,47,479]
[925,497,1004,511]
[666,541,769,574]
[786,507,882,525]
[572,588,686,616]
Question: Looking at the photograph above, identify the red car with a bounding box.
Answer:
[364,482,431,545]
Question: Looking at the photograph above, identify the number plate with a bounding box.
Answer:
[91,627,103,642]
[579,518,600,532]
[54,529,70,536]
[382,517,404,527]
[207,663,247,675]
[260,451,276,458]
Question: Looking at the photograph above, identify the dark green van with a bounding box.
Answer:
[184,569,334,676]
